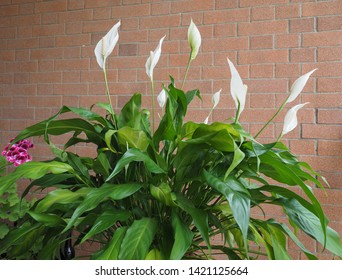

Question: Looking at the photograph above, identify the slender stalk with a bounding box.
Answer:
[181,55,192,90]
[151,78,155,131]
[103,62,115,119]
[234,100,241,124]
[254,99,287,139]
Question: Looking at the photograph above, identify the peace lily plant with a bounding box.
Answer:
[0,20,341,260]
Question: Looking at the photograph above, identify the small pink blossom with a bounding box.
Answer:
[2,139,33,167]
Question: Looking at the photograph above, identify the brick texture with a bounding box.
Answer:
[0,0,341,259]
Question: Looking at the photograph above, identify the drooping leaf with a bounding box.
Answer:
[93,227,127,260]
[119,218,157,260]
[81,210,130,244]
[106,148,165,182]
[64,183,142,232]
[170,210,194,260]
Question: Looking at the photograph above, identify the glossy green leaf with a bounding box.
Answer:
[93,227,127,260]
[81,210,130,244]
[283,198,342,258]
[175,193,211,252]
[0,161,74,196]
[106,148,165,182]
[204,171,250,250]
[64,183,142,232]
[119,218,157,260]
[117,126,149,151]
[170,211,194,260]
[145,248,163,260]
[150,183,176,207]
[118,94,142,129]
[28,211,66,228]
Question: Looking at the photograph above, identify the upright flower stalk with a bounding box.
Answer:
[145,36,166,131]
[182,19,201,89]
[94,21,121,118]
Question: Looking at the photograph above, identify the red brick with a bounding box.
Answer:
[85,0,121,8]
[239,49,288,64]
[318,109,342,125]
[250,35,274,49]
[151,2,170,15]
[250,64,274,78]
[248,79,288,93]
[0,27,17,39]
[303,62,342,78]
[318,16,342,31]
[35,0,67,13]
[290,18,315,33]
[83,20,116,33]
[140,14,181,29]
[55,34,90,47]
[204,9,250,24]
[302,93,342,108]
[171,0,214,13]
[302,1,342,17]
[93,7,111,20]
[317,46,342,62]
[213,23,237,37]
[54,84,88,96]
[238,20,288,36]
[58,10,93,22]
[303,31,342,47]
[62,71,80,83]
[240,0,288,7]
[251,6,275,21]
[30,72,62,84]
[202,37,248,52]
[11,14,41,26]
[317,78,342,93]
[276,4,300,19]
[215,0,238,9]
[290,48,315,62]
[68,0,84,10]
[276,64,300,78]
[0,4,18,16]
[318,141,342,156]
[112,4,150,18]
[41,13,58,25]
[302,124,342,140]
[28,96,62,108]
[290,139,316,155]
[250,93,275,108]
[55,59,89,71]
[301,156,342,173]
[276,34,300,48]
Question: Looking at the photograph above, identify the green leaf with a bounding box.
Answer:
[0,223,9,239]
[64,183,142,232]
[204,171,250,251]
[93,227,127,260]
[35,188,90,213]
[106,148,165,182]
[170,210,194,260]
[283,198,342,258]
[119,218,157,260]
[117,126,149,151]
[28,211,66,228]
[81,210,130,244]
[150,183,177,207]
[224,142,245,179]
[145,248,163,260]
[0,161,74,196]
[118,94,143,129]
[175,193,211,253]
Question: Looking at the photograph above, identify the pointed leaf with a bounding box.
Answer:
[119,218,157,260]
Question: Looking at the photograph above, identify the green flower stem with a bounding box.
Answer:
[234,100,241,124]
[181,55,192,90]
[254,99,287,139]
[103,62,115,119]
[151,78,155,131]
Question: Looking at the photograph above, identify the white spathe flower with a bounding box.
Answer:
[282,102,309,136]
[212,89,222,109]
[287,69,317,103]
[94,21,121,69]
[188,19,201,60]
[204,116,209,124]
[145,36,166,81]
[157,88,167,108]
[227,58,247,117]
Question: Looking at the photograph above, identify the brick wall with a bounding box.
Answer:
[0,0,341,259]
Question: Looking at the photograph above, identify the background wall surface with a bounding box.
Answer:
[0,0,341,259]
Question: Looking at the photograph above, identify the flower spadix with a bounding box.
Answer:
[94,21,121,69]
[145,36,166,81]
[287,69,317,103]
[227,58,247,121]
[282,102,309,136]
[188,19,201,60]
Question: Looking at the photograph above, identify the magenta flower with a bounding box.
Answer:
[2,139,33,166]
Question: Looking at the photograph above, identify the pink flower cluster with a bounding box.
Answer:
[2,139,34,167]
